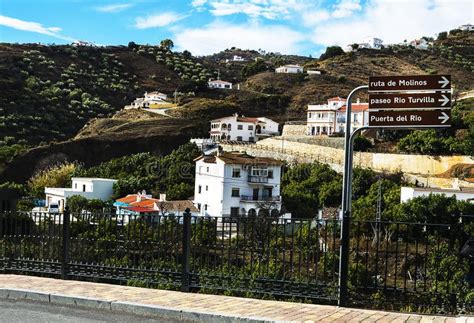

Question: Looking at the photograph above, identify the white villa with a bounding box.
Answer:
[226,55,246,62]
[307,97,368,135]
[210,113,279,142]
[400,187,474,203]
[208,79,233,89]
[194,152,283,218]
[409,38,431,50]
[275,64,303,74]
[130,91,169,109]
[45,178,117,212]
[346,37,383,51]
[458,24,474,31]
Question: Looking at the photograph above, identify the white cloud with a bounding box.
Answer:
[0,15,75,41]
[95,3,133,13]
[311,0,473,47]
[332,0,361,18]
[191,0,208,7]
[173,21,306,55]
[302,10,331,27]
[134,12,187,29]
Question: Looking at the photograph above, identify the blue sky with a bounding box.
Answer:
[0,0,472,56]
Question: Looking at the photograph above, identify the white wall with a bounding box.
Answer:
[194,158,282,217]
[400,187,474,203]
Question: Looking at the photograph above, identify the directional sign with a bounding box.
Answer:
[369,93,451,110]
[368,75,451,92]
[368,110,451,127]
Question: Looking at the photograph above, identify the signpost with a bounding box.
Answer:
[369,92,451,109]
[368,110,450,127]
[338,74,452,307]
[368,75,451,91]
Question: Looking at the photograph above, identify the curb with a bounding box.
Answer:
[0,288,274,322]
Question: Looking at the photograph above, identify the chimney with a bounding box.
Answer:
[356,98,360,104]
[159,193,167,201]
[452,178,460,190]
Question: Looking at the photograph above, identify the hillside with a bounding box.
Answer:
[0,30,473,183]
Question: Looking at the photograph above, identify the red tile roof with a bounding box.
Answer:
[116,195,139,204]
[328,97,346,102]
[237,117,261,123]
[339,103,368,112]
[130,199,159,208]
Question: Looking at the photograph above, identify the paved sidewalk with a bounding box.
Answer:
[0,275,470,322]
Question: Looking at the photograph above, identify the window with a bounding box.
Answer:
[232,168,241,178]
[231,188,240,197]
[198,185,202,194]
[268,170,274,178]
[251,166,268,177]
[248,125,253,130]
[74,183,77,189]
[230,207,240,217]
[237,124,243,130]
[206,185,208,191]
[249,137,255,142]
[206,167,209,172]
[204,204,208,211]
[237,136,243,141]
[82,184,86,192]
[197,203,201,211]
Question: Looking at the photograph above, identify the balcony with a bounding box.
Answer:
[240,195,281,202]
[248,176,269,183]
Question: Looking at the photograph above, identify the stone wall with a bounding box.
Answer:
[282,125,307,136]
[221,137,474,189]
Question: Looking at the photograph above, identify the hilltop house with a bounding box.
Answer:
[45,178,117,213]
[194,152,283,218]
[275,64,303,73]
[458,24,474,31]
[400,187,474,203]
[409,38,431,50]
[130,91,169,109]
[210,113,279,142]
[208,79,233,89]
[226,55,246,62]
[307,97,368,135]
[114,192,199,218]
[346,37,383,51]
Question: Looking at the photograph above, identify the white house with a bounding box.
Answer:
[307,97,368,135]
[130,91,169,109]
[194,152,283,218]
[208,79,233,89]
[226,55,246,62]
[400,187,474,203]
[409,38,430,50]
[210,113,279,142]
[45,178,117,212]
[306,69,322,75]
[362,37,383,49]
[458,24,474,31]
[275,64,303,74]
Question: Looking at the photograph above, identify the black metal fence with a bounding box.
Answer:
[0,211,472,314]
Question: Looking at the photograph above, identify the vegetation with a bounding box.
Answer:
[27,162,77,198]
[72,143,200,200]
[319,46,345,60]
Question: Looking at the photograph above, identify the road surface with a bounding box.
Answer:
[0,299,180,323]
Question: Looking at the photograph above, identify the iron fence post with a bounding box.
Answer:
[181,208,191,292]
[61,207,70,280]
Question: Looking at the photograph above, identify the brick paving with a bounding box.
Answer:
[0,275,470,322]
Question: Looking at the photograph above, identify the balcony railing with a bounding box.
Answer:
[240,195,281,202]
[248,176,269,183]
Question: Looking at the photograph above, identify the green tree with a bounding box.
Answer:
[319,46,344,60]
[160,39,174,51]
[27,162,77,198]
[437,31,448,40]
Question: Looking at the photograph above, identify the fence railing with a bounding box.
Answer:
[0,211,472,314]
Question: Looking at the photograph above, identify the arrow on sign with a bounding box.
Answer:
[438,76,450,88]
[438,111,450,124]
[439,94,450,106]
